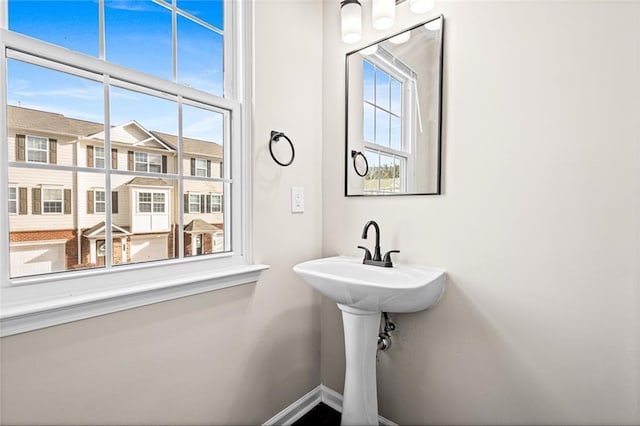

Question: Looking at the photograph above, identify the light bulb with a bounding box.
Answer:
[372,0,395,30]
[424,17,441,31]
[409,0,434,14]
[341,0,362,44]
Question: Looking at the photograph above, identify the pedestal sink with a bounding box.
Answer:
[293,256,446,425]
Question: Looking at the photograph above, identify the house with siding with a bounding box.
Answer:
[7,105,224,278]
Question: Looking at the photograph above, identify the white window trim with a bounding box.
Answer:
[135,151,162,173]
[0,1,266,337]
[26,135,49,164]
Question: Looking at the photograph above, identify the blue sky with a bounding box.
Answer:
[7,0,224,142]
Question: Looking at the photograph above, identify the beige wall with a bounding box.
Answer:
[322,1,640,424]
[0,1,324,424]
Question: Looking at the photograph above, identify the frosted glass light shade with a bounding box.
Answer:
[388,31,410,44]
[409,0,434,14]
[360,45,378,55]
[341,0,362,44]
[372,0,395,30]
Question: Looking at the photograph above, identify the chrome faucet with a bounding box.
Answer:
[357,220,399,268]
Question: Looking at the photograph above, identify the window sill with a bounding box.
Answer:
[0,261,269,337]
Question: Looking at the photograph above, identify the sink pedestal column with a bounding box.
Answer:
[337,304,381,426]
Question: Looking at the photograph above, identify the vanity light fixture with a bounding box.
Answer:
[388,31,410,44]
[341,0,363,44]
[341,0,435,44]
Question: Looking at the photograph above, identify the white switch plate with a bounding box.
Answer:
[291,186,304,213]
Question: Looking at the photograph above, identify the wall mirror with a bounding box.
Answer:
[345,15,444,196]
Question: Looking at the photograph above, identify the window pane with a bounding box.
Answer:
[8,0,99,57]
[375,108,390,147]
[178,15,224,96]
[183,104,225,179]
[363,150,379,192]
[379,154,396,193]
[105,0,172,80]
[183,180,226,257]
[390,78,402,115]
[177,0,224,29]
[363,103,375,143]
[375,68,390,111]
[7,60,104,125]
[363,60,375,103]
[390,115,401,151]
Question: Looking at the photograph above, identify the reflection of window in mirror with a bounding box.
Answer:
[360,49,416,194]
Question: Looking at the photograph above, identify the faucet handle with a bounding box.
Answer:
[382,250,400,265]
[357,246,372,261]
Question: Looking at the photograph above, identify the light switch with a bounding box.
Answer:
[291,186,304,213]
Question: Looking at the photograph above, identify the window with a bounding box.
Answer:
[26,136,48,163]
[189,193,202,213]
[8,187,17,214]
[211,194,222,213]
[42,188,63,214]
[95,190,106,213]
[138,192,166,214]
[135,152,163,174]
[362,55,415,194]
[2,0,259,337]
[95,146,105,169]
[195,159,208,177]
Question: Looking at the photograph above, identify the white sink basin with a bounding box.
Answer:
[293,255,446,313]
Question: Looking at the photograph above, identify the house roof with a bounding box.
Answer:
[184,219,222,234]
[127,177,172,187]
[83,221,132,238]
[7,106,221,158]
[152,131,222,159]
[8,105,103,137]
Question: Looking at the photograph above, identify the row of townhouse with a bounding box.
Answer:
[7,105,225,278]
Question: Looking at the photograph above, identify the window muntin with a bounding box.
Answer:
[134,152,163,173]
[8,187,17,214]
[42,188,63,214]
[26,136,49,163]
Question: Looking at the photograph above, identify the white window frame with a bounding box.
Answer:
[195,158,208,177]
[136,191,166,215]
[94,146,105,168]
[188,192,202,213]
[210,193,222,213]
[135,152,163,173]
[41,186,63,214]
[8,186,17,214]
[95,189,106,213]
[0,1,266,337]
[26,135,49,164]
[362,52,417,194]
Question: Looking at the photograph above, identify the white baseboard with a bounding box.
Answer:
[263,384,397,426]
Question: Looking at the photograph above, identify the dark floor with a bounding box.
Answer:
[292,402,341,426]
